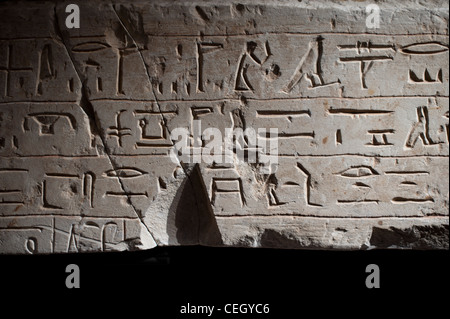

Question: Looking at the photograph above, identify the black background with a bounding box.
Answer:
[0,246,448,316]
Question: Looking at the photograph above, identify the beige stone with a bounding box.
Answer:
[0,0,448,253]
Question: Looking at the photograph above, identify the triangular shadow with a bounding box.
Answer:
[167,164,223,246]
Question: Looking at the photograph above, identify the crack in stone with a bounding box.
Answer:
[52,7,99,138]
[111,3,214,244]
[53,4,157,247]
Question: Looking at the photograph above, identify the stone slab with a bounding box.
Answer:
[0,0,448,253]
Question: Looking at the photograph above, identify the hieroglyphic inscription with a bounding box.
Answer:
[0,40,80,102]
[0,1,448,253]
[67,34,446,100]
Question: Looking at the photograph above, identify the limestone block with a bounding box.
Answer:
[0,0,448,254]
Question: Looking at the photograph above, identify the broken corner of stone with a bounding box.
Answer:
[0,0,448,254]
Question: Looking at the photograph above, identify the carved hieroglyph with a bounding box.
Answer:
[0,0,448,253]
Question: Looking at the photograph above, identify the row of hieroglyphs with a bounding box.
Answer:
[0,98,448,156]
[0,35,448,102]
[0,156,448,217]
[0,215,145,254]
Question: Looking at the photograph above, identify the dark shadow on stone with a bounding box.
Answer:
[369,225,449,249]
[259,229,303,249]
[166,164,223,246]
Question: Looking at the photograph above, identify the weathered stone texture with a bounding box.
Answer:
[0,0,448,253]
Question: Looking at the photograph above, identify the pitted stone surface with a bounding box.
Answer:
[0,0,448,254]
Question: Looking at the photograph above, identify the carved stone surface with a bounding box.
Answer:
[0,0,448,254]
